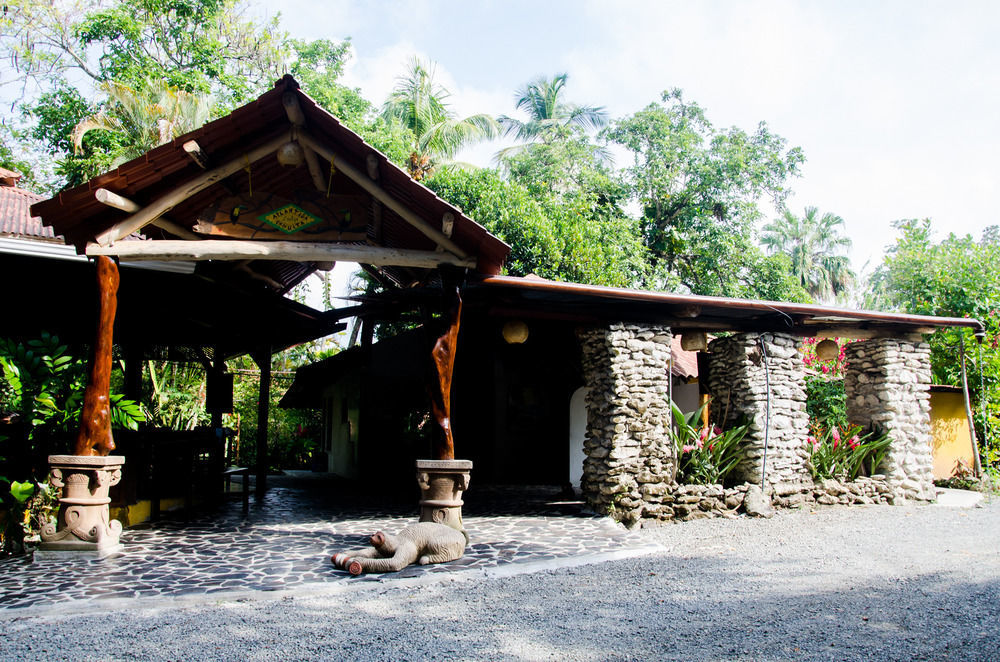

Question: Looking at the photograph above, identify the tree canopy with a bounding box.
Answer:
[761,206,854,302]
[605,89,806,298]
[871,219,1000,469]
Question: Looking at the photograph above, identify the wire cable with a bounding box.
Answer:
[758,335,772,486]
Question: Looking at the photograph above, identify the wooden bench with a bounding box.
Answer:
[222,466,251,511]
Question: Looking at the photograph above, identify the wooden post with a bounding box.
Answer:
[74,256,119,456]
[430,285,463,461]
[959,335,983,477]
[253,349,272,498]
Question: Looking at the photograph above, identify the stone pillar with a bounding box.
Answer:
[577,324,674,525]
[707,333,810,494]
[844,338,934,501]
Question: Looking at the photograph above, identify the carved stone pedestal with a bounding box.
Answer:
[416,459,472,534]
[36,455,125,560]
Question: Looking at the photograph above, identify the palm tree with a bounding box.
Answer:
[761,207,855,302]
[380,58,498,180]
[498,73,609,143]
[72,79,213,167]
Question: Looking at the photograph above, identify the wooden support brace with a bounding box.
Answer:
[95,188,202,241]
[297,132,469,259]
[95,133,288,246]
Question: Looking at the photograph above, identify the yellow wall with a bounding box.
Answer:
[110,497,186,528]
[931,391,974,479]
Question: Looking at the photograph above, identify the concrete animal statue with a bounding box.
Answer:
[331,522,467,575]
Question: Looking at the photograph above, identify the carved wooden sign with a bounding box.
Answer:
[195,190,369,241]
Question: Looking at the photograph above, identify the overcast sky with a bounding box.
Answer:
[267,0,999,290]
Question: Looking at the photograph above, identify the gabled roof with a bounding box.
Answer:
[31,75,510,292]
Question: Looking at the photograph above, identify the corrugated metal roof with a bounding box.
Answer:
[473,275,985,336]
[30,75,510,291]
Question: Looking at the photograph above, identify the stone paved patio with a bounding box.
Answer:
[0,472,658,611]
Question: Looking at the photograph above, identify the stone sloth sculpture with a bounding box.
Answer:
[331,522,467,575]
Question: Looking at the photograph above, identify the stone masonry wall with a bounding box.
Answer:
[706,332,810,494]
[576,324,674,525]
[844,338,934,501]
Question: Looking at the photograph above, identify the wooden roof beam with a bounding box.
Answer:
[297,131,469,260]
[183,141,210,169]
[94,188,202,241]
[94,133,288,246]
[86,239,477,270]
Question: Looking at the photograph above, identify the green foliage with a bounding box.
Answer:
[670,401,749,486]
[806,423,892,481]
[290,39,414,169]
[761,207,854,302]
[605,88,806,299]
[870,219,1000,470]
[0,332,144,448]
[427,167,648,287]
[805,376,847,430]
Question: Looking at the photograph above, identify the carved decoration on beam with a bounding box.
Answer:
[194,190,368,241]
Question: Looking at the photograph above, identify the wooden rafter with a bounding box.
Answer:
[297,132,469,259]
[94,133,288,246]
[94,189,202,241]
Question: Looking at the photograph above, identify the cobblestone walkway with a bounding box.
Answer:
[0,473,657,611]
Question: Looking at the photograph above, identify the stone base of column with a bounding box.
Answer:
[416,459,472,535]
[36,455,125,560]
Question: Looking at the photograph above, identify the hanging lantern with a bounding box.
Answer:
[276,140,305,167]
[680,331,708,352]
[815,338,840,361]
[502,320,529,344]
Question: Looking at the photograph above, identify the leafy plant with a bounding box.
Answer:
[806,422,892,481]
[670,401,750,485]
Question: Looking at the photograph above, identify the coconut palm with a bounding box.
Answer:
[72,79,213,167]
[761,207,854,302]
[380,58,498,180]
[498,73,609,142]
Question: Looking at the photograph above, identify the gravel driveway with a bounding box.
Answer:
[3,498,998,661]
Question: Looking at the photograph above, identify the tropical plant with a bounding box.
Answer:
[380,57,498,180]
[497,73,609,163]
[761,207,854,302]
[71,79,213,169]
[670,401,750,485]
[806,423,892,481]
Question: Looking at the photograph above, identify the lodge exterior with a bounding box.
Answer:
[22,75,985,544]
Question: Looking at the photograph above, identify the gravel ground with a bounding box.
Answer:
[2,498,998,661]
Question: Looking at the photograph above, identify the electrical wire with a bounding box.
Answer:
[758,335,772,486]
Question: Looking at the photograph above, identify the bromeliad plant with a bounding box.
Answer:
[670,401,750,486]
[806,422,892,481]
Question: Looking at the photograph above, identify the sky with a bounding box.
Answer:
[264,0,1000,284]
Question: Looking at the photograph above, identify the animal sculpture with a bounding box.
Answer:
[331,522,467,575]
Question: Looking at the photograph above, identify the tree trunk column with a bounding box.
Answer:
[706,332,810,496]
[39,256,125,558]
[844,338,934,501]
[576,324,674,526]
[417,283,470,534]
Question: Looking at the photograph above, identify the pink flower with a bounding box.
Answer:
[708,443,715,451]
[682,444,696,454]
[699,428,709,441]
[848,436,859,449]
[822,365,830,374]
[832,428,841,443]
[833,438,839,450]
[807,435,818,449]
[713,426,722,436]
